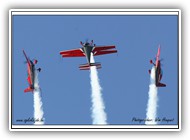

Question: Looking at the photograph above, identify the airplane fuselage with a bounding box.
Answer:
[155,59,166,87]
[155,61,162,86]
[59,40,117,70]
[149,46,166,87]
[27,61,35,89]
[81,44,94,64]
[23,49,40,92]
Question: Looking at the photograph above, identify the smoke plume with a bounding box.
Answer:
[33,69,44,124]
[145,66,158,125]
[90,53,107,124]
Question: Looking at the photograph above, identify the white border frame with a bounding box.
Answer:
[9,9,181,131]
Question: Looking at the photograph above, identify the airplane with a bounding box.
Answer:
[23,50,41,93]
[59,40,117,70]
[149,45,166,87]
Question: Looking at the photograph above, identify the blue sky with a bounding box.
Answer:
[12,14,178,125]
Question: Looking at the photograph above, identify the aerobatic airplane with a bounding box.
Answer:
[149,45,166,87]
[60,40,117,70]
[23,50,41,93]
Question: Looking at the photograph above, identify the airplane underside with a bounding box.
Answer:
[59,40,117,70]
[24,67,35,93]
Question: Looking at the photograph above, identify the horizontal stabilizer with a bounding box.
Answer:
[24,87,34,93]
[79,63,101,70]
[37,68,41,72]
[157,83,166,87]
[148,70,151,74]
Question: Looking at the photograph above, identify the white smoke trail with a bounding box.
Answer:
[145,66,158,125]
[90,53,107,124]
[33,69,44,125]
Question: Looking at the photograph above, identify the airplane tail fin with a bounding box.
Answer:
[79,63,101,70]
[24,87,34,93]
[157,82,166,87]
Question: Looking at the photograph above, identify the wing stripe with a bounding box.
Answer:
[94,50,117,56]
[92,46,115,52]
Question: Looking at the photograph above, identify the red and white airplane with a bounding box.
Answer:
[149,45,166,87]
[60,40,117,70]
[23,50,41,93]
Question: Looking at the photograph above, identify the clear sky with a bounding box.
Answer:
[12,14,178,125]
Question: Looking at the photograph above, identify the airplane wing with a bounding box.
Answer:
[93,50,117,56]
[157,45,161,58]
[27,75,32,85]
[92,46,117,56]
[93,45,115,52]
[60,48,85,57]
[23,50,31,66]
